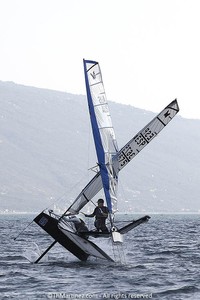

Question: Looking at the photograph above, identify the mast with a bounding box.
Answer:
[83,59,119,218]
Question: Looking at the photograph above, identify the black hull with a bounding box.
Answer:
[34,212,114,262]
[34,212,89,261]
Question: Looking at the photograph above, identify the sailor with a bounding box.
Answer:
[83,199,109,232]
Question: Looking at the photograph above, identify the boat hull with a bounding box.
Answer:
[34,212,114,262]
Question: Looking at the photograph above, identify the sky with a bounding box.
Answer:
[0,0,200,119]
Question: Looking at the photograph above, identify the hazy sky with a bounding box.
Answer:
[1,0,200,119]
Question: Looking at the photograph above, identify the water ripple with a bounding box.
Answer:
[0,214,200,299]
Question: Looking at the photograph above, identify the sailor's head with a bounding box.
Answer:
[97,198,104,206]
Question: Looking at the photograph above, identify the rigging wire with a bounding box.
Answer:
[38,107,95,216]
[13,220,34,241]
[45,170,91,211]
[38,101,93,215]
[13,171,91,240]
[118,175,128,207]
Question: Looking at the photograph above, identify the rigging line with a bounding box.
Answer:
[83,193,96,208]
[82,193,90,203]
[44,170,90,212]
[13,220,34,241]
[81,193,97,210]
[82,193,97,209]
[118,176,129,210]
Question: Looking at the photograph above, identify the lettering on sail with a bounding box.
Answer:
[90,71,96,79]
[98,95,109,113]
[118,128,156,168]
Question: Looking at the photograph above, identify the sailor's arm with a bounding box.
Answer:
[82,210,96,218]
[84,213,94,217]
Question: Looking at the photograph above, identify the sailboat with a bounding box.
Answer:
[33,59,179,263]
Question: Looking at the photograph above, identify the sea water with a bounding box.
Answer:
[0,214,200,299]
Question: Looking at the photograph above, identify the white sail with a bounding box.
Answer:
[67,99,179,215]
[67,172,102,214]
[83,59,119,213]
[115,99,179,171]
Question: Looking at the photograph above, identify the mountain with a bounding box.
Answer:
[0,81,199,213]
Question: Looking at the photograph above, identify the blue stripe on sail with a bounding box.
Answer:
[83,59,112,213]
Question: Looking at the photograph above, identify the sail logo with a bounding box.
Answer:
[164,110,170,118]
[39,216,48,227]
[90,71,96,79]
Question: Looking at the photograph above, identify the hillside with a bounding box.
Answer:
[0,81,199,213]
